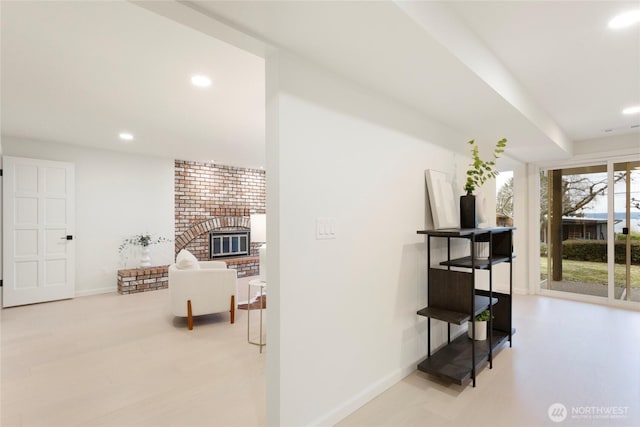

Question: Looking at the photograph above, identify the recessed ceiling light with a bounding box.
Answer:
[119,132,134,141]
[608,10,640,29]
[622,105,640,115]
[191,75,212,88]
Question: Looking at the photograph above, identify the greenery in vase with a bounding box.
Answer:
[464,138,507,194]
[475,310,491,322]
[118,233,171,254]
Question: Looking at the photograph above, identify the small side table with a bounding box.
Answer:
[247,279,267,353]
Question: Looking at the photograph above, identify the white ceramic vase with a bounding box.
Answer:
[474,241,490,260]
[139,246,152,267]
[467,320,487,341]
[477,196,488,227]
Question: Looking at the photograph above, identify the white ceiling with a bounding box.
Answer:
[1,1,265,169]
[450,1,640,142]
[1,1,638,167]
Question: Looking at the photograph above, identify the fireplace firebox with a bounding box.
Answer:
[209,230,251,259]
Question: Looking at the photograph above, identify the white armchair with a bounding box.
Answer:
[169,260,237,330]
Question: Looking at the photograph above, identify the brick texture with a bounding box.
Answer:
[174,160,266,265]
[117,266,169,294]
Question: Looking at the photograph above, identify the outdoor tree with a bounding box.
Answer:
[539,172,626,220]
[496,176,513,218]
[560,173,625,217]
[538,171,629,248]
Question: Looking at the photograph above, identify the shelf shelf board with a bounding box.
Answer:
[439,255,513,269]
[417,329,515,385]
[417,295,498,325]
[416,227,515,237]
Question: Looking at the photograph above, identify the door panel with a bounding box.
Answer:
[15,261,38,289]
[3,156,75,307]
[45,198,66,224]
[15,164,38,192]
[539,165,610,298]
[15,197,38,224]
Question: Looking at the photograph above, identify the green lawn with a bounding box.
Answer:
[540,257,640,287]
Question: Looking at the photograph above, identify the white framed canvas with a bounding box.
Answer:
[425,169,458,229]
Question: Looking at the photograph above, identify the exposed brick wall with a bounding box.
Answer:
[175,160,266,262]
[118,266,169,294]
[224,256,260,278]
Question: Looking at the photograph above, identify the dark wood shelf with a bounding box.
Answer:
[417,329,515,385]
[440,255,514,269]
[416,226,515,387]
[416,295,498,325]
[416,227,515,237]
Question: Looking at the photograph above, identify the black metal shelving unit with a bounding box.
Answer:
[416,227,515,387]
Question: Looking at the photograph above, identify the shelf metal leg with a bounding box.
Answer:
[427,317,431,358]
[447,324,450,344]
[510,239,514,348]
[489,232,493,369]
[471,234,476,387]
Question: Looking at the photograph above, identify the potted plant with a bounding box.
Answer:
[460,138,507,229]
[467,309,491,341]
[119,233,170,267]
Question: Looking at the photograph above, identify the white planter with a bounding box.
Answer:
[474,241,490,260]
[139,246,152,267]
[467,320,487,341]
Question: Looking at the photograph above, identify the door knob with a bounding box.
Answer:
[60,235,73,240]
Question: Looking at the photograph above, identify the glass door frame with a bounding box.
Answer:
[533,155,640,309]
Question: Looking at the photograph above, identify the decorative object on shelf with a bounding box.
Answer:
[425,169,458,229]
[119,233,171,268]
[140,246,152,267]
[460,138,507,228]
[474,241,490,260]
[477,196,488,228]
[467,310,490,341]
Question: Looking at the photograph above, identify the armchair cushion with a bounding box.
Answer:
[175,249,200,270]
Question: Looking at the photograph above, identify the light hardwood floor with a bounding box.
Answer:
[1,277,265,427]
[2,287,639,426]
[339,296,640,427]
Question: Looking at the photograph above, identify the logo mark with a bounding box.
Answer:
[548,403,568,423]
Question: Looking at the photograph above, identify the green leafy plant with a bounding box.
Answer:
[475,310,491,322]
[118,233,170,254]
[464,138,507,194]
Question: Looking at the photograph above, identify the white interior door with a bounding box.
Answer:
[3,156,75,307]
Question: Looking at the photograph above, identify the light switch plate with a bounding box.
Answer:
[316,217,336,240]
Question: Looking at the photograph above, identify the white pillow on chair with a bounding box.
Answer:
[175,249,200,270]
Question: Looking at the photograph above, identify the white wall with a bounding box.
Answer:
[574,133,640,157]
[267,52,474,426]
[2,136,174,296]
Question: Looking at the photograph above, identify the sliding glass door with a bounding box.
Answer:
[539,159,639,306]
[613,161,640,302]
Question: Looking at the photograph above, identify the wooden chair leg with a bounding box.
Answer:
[230,295,235,324]
[187,299,193,330]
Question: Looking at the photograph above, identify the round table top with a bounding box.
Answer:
[248,278,267,288]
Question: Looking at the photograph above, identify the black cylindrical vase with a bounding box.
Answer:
[460,194,477,229]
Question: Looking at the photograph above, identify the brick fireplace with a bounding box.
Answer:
[174,160,265,277]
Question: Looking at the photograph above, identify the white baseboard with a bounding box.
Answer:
[308,360,419,427]
[75,286,116,297]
